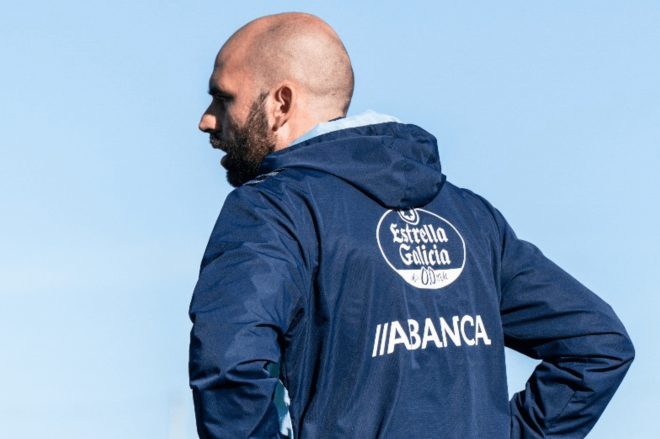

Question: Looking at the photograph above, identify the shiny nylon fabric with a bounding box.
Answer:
[259,122,445,209]
[189,122,634,438]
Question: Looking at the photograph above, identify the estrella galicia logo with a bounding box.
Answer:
[376,208,466,289]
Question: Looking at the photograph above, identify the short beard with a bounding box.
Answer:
[214,93,276,187]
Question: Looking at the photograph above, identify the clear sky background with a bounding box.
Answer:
[1,1,658,438]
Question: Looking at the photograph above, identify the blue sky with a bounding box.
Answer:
[1,1,658,437]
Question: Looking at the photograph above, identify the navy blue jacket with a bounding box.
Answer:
[189,120,634,438]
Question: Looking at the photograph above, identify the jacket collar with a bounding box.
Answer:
[289,110,402,147]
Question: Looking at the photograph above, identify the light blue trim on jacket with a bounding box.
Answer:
[289,110,402,147]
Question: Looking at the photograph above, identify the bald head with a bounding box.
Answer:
[224,13,354,115]
[200,13,354,164]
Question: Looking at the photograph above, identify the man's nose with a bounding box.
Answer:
[199,109,217,133]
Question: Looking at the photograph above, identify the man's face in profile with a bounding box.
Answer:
[199,51,276,187]
[208,93,275,187]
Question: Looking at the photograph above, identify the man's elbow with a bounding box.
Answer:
[589,330,635,387]
[617,330,635,369]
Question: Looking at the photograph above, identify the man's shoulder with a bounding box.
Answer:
[220,168,325,228]
[233,167,340,201]
[441,180,497,213]
[431,180,508,240]
[251,166,334,184]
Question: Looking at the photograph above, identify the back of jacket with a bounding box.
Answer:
[189,121,634,439]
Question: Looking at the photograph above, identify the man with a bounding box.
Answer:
[189,12,634,439]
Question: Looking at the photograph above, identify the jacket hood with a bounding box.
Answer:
[258,122,446,208]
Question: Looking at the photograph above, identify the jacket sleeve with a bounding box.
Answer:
[188,186,310,439]
[487,205,634,438]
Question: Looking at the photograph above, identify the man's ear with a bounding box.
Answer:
[270,82,294,132]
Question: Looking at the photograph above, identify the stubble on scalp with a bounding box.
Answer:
[235,13,355,115]
[214,92,275,187]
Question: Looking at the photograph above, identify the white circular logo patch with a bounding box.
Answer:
[376,208,466,289]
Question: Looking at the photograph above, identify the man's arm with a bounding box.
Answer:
[489,206,635,438]
[188,186,311,439]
